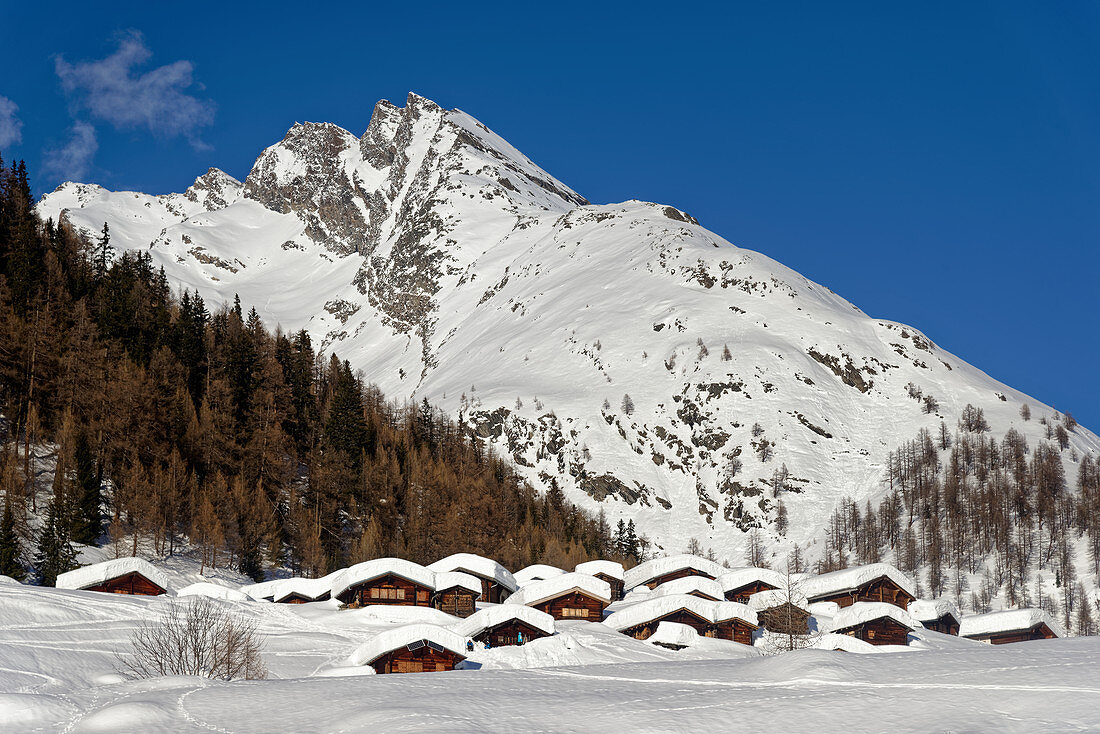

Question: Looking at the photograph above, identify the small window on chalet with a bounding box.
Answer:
[561,608,589,618]
[370,586,404,600]
[417,590,429,603]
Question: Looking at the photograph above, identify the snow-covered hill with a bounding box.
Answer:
[37,92,1100,559]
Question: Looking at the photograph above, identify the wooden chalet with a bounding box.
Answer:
[908,599,961,636]
[270,575,334,605]
[828,602,916,646]
[505,572,611,621]
[431,572,482,618]
[746,588,812,636]
[959,609,1063,645]
[718,567,785,603]
[801,563,917,610]
[428,553,518,604]
[711,602,760,645]
[605,594,759,644]
[575,560,626,601]
[455,606,556,647]
[330,559,436,608]
[623,554,725,593]
[349,625,469,675]
[56,558,169,596]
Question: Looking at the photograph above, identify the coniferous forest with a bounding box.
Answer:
[0,157,622,583]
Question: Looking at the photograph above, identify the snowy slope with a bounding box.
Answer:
[2,576,1098,733]
[37,92,1100,561]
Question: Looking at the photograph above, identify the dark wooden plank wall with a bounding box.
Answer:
[983,624,1057,645]
[371,645,464,674]
[339,573,433,607]
[535,591,607,621]
[724,580,779,603]
[434,588,477,618]
[475,620,551,647]
[86,572,165,596]
[813,576,915,610]
[838,617,911,645]
[594,574,625,601]
[645,567,716,590]
[923,615,960,636]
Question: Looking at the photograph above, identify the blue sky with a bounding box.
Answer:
[2,1,1098,428]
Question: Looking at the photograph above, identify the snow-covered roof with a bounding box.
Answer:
[801,563,917,601]
[271,576,334,602]
[346,624,470,667]
[604,593,717,632]
[623,554,725,591]
[504,572,611,608]
[647,621,700,648]
[650,576,725,600]
[239,579,282,600]
[433,571,482,597]
[574,560,625,580]
[828,602,917,634]
[712,601,759,627]
[746,588,810,611]
[177,582,253,602]
[717,567,787,593]
[959,608,1064,639]
[452,604,556,638]
[55,558,170,593]
[427,553,518,591]
[513,564,567,587]
[908,598,961,624]
[329,558,436,599]
[813,632,879,653]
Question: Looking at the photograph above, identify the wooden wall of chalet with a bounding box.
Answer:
[724,580,779,604]
[370,644,465,674]
[594,573,625,601]
[758,603,810,636]
[534,590,607,621]
[836,617,911,646]
[713,619,757,646]
[85,572,165,596]
[922,615,960,636]
[977,623,1058,645]
[457,573,509,604]
[812,576,915,610]
[474,619,550,647]
[644,567,716,590]
[276,593,311,604]
[338,573,433,607]
[434,588,477,618]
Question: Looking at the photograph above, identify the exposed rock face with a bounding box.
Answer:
[185,168,242,211]
[37,92,1100,559]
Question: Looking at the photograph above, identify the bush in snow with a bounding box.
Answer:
[120,596,267,680]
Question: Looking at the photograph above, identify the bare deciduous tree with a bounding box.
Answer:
[120,597,268,680]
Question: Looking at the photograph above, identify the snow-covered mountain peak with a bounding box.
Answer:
[36,93,1100,559]
[184,167,241,211]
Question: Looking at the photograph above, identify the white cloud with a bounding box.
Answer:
[55,31,214,146]
[0,96,23,149]
[44,121,98,181]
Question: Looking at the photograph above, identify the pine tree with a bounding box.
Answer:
[70,431,101,545]
[93,222,111,280]
[0,494,25,580]
[35,497,78,586]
